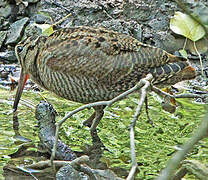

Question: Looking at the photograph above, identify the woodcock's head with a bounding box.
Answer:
[13,37,39,112]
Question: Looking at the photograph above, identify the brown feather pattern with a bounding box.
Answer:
[16,26,196,103]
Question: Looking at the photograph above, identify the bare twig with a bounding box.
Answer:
[127,78,151,180]
[156,113,208,180]
[53,13,73,27]
[152,85,208,99]
[174,93,207,99]
[50,74,154,168]
[10,98,35,110]
[26,155,89,169]
[193,41,204,76]
[152,86,174,98]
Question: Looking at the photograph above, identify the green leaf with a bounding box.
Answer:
[33,24,54,36]
[170,11,205,42]
[179,49,188,59]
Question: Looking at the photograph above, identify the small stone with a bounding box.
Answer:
[56,164,88,180]
[133,24,142,41]
[0,70,9,79]
[0,3,12,18]
[6,17,29,45]
[0,18,9,31]
[26,0,40,3]
[31,14,51,24]
[148,18,168,31]
[0,50,17,63]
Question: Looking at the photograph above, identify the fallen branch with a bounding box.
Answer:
[25,155,89,169]
[127,77,151,180]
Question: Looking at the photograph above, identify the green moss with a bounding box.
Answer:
[0,89,207,179]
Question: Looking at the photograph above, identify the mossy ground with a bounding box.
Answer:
[0,88,207,179]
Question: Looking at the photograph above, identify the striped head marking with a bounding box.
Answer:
[13,37,41,112]
[15,37,40,74]
[15,38,32,71]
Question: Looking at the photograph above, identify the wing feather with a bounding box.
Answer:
[39,27,181,86]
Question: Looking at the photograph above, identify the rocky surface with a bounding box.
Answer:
[56,164,88,180]
[6,17,29,45]
[0,0,207,63]
[36,101,77,161]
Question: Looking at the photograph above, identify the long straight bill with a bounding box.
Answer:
[13,70,29,112]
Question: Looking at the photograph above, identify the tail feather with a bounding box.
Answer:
[150,61,196,86]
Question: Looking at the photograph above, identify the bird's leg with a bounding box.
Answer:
[83,106,105,128]
[83,106,105,143]
[90,106,105,143]
[90,106,105,132]
[83,111,96,127]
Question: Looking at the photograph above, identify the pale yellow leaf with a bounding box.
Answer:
[179,49,188,59]
[170,11,205,41]
[34,24,54,36]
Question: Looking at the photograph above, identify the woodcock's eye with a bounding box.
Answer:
[17,46,23,53]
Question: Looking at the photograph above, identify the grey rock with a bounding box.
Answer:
[36,102,77,161]
[132,24,142,41]
[123,2,152,22]
[148,17,168,31]
[0,50,17,63]
[6,17,29,45]
[0,70,9,79]
[0,31,7,49]
[153,32,183,53]
[98,20,130,34]
[56,164,88,180]
[0,2,12,18]
[0,17,9,31]
[31,14,51,24]
[26,0,40,3]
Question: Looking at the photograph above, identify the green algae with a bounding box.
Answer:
[0,88,207,179]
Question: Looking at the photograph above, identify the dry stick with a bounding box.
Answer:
[127,78,151,180]
[174,93,207,99]
[156,113,208,180]
[50,74,154,165]
[152,86,175,98]
[152,86,207,99]
[53,13,72,27]
[193,41,204,76]
[25,155,98,179]
[26,155,89,169]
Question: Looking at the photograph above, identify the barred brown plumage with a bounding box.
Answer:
[13,26,196,128]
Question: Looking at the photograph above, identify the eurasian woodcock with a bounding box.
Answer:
[13,26,196,128]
